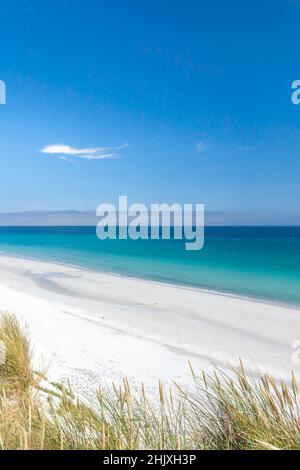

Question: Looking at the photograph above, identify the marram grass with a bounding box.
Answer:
[0,312,299,450]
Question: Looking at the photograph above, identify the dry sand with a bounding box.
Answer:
[0,254,298,395]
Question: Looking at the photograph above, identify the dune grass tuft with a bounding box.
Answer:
[0,312,32,394]
[182,361,300,450]
[0,312,299,450]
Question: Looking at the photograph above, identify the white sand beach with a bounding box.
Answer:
[0,254,298,395]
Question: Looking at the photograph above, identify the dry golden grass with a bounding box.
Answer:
[0,312,299,450]
[182,361,300,450]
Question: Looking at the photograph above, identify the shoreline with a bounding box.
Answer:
[0,253,299,395]
[0,250,298,311]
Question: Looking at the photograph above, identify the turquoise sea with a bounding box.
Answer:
[0,226,299,306]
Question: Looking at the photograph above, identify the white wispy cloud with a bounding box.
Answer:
[41,143,128,161]
[58,155,74,163]
[238,146,253,152]
[195,142,207,153]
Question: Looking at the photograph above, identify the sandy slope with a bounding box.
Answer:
[0,254,299,395]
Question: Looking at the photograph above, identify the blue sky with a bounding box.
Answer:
[0,0,300,219]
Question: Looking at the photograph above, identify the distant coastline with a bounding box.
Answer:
[1,210,300,226]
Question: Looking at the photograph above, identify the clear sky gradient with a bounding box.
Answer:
[0,0,300,222]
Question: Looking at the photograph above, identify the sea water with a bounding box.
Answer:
[0,226,299,306]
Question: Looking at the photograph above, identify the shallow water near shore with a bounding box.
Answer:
[0,226,299,305]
